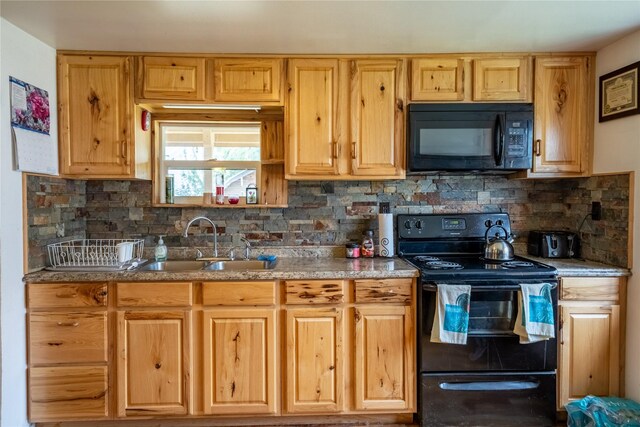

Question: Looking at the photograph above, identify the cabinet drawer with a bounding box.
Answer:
[29,366,108,421]
[29,312,107,364]
[28,283,107,309]
[141,56,205,100]
[213,58,282,102]
[203,281,276,306]
[355,278,413,303]
[561,277,621,301]
[285,280,345,304]
[116,282,192,307]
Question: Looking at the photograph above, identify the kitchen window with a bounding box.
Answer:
[157,122,261,205]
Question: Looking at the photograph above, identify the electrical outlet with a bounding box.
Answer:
[591,201,602,221]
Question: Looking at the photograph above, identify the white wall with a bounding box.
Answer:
[593,29,640,401]
[0,18,57,426]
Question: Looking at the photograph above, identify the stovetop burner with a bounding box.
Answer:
[414,255,441,262]
[424,260,463,270]
[501,260,534,269]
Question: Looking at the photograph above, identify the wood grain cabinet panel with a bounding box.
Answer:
[410,57,464,101]
[532,56,591,175]
[140,56,205,100]
[285,307,344,413]
[58,55,134,177]
[559,305,620,406]
[116,282,192,307]
[202,281,276,306]
[286,58,344,177]
[117,310,191,416]
[29,312,107,364]
[473,57,530,101]
[350,60,405,178]
[354,278,412,304]
[29,366,108,421]
[27,283,107,308]
[203,309,276,414]
[213,58,282,103]
[285,280,345,304]
[354,306,414,411]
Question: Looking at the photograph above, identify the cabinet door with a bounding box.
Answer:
[214,58,282,103]
[140,56,205,100]
[533,57,590,174]
[203,309,276,414]
[285,307,343,413]
[286,59,346,177]
[350,60,406,178]
[473,57,531,101]
[559,304,620,408]
[410,58,464,101]
[117,311,191,416]
[354,306,414,411]
[29,366,108,422]
[58,55,133,176]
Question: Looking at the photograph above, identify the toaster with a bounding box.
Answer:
[527,230,580,258]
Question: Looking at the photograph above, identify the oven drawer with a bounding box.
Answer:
[421,372,556,427]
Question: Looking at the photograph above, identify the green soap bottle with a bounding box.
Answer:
[155,235,167,261]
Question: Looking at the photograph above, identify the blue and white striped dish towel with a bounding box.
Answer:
[514,283,555,344]
[431,284,471,345]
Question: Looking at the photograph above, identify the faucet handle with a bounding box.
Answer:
[195,249,203,259]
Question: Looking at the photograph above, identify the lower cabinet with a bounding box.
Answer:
[558,276,626,409]
[116,310,192,416]
[285,307,344,413]
[27,277,416,424]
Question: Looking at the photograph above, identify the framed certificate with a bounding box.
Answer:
[599,61,640,122]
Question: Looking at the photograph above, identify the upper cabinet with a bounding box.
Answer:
[411,57,464,101]
[139,56,206,101]
[530,56,593,176]
[58,54,151,179]
[136,56,283,105]
[213,58,282,103]
[409,55,531,103]
[286,58,406,180]
[472,57,531,101]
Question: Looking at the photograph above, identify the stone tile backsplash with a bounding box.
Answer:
[26,173,631,270]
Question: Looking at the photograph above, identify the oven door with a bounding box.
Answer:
[420,282,558,372]
[421,371,556,427]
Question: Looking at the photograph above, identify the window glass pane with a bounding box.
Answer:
[167,168,257,197]
[161,122,260,161]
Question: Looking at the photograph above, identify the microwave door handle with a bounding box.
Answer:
[493,114,505,166]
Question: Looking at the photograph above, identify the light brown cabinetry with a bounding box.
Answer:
[139,56,206,101]
[286,58,406,180]
[116,282,192,416]
[530,56,593,177]
[411,57,464,101]
[558,276,626,409]
[58,54,150,179]
[202,281,277,415]
[353,279,415,411]
[26,283,109,422]
[285,306,344,413]
[473,57,531,101]
[213,58,283,103]
[409,55,531,102]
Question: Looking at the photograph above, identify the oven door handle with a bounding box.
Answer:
[422,283,557,292]
[440,380,540,392]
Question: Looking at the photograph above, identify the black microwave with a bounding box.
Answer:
[408,103,533,173]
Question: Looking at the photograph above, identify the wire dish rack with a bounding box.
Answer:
[47,239,145,271]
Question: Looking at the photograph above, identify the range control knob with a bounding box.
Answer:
[415,220,423,229]
[485,220,492,227]
[496,219,503,226]
[404,220,412,229]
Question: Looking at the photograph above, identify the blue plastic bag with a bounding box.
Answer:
[566,395,640,427]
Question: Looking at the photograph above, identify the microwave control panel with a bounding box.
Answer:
[506,122,528,157]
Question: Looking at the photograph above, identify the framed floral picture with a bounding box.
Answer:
[599,61,640,122]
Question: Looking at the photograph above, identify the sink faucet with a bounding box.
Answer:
[183,216,218,258]
[229,235,251,260]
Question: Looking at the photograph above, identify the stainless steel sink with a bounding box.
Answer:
[204,260,276,271]
[138,260,210,271]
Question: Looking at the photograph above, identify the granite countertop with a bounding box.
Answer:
[24,257,420,283]
[519,254,631,277]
